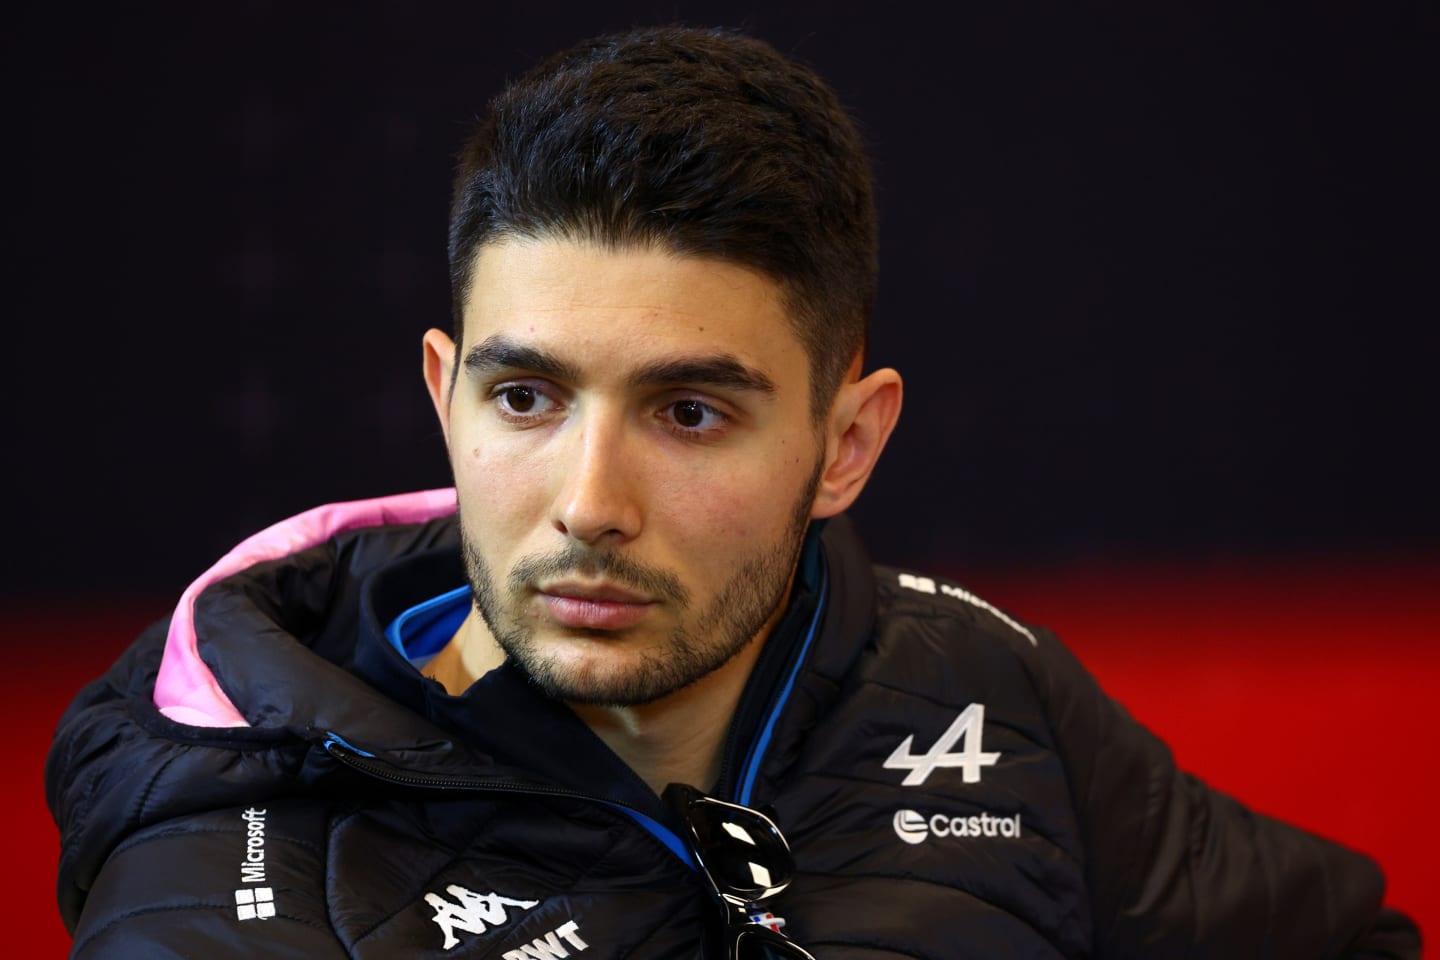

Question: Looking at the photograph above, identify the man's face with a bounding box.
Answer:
[436,239,826,706]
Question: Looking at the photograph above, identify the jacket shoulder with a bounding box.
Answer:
[863,562,1061,717]
[873,563,1043,647]
[861,564,1412,959]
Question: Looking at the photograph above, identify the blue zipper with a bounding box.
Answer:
[733,560,828,807]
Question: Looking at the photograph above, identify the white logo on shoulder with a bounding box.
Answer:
[896,572,1038,646]
[884,703,1000,786]
[425,884,541,951]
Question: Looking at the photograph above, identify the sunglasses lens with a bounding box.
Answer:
[686,798,795,900]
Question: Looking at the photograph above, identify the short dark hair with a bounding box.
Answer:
[448,25,877,415]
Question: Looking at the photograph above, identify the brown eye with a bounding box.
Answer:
[503,386,536,412]
[672,400,705,428]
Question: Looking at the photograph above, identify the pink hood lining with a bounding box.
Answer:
[153,488,458,728]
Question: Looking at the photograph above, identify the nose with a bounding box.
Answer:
[550,407,643,545]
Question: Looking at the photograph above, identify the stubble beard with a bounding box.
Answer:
[460,459,823,707]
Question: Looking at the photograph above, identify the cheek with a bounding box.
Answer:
[451,435,552,535]
[654,458,807,553]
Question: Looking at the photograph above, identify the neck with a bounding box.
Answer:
[422,615,505,695]
[568,628,770,794]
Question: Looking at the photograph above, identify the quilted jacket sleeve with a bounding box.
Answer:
[1020,628,1422,959]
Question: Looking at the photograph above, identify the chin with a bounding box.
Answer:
[514,644,700,708]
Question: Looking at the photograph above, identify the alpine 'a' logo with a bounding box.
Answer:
[883,703,1000,786]
[425,884,541,951]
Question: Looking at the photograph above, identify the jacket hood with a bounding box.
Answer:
[155,488,459,727]
[44,489,525,930]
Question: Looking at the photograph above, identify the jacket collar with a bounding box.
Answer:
[731,515,879,806]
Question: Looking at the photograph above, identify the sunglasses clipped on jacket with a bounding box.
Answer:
[665,783,818,960]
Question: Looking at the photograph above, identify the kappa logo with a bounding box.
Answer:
[892,808,1023,844]
[426,884,541,951]
[883,702,1000,786]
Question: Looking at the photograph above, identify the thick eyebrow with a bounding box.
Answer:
[465,336,776,397]
[463,336,581,383]
[629,355,777,396]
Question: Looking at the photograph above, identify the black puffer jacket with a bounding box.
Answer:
[47,493,1419,958]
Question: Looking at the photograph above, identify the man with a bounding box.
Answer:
[47,25,1419,959]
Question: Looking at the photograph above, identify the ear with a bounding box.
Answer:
[811,362,904,519]
[422,328,457,446]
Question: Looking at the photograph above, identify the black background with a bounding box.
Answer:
[6,1,1436,599]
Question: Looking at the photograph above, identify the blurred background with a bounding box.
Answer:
[7,1,1436,954]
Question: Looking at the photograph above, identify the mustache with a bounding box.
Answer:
[508,543,691,606]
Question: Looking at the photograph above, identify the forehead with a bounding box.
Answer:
[463,239,809,388]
